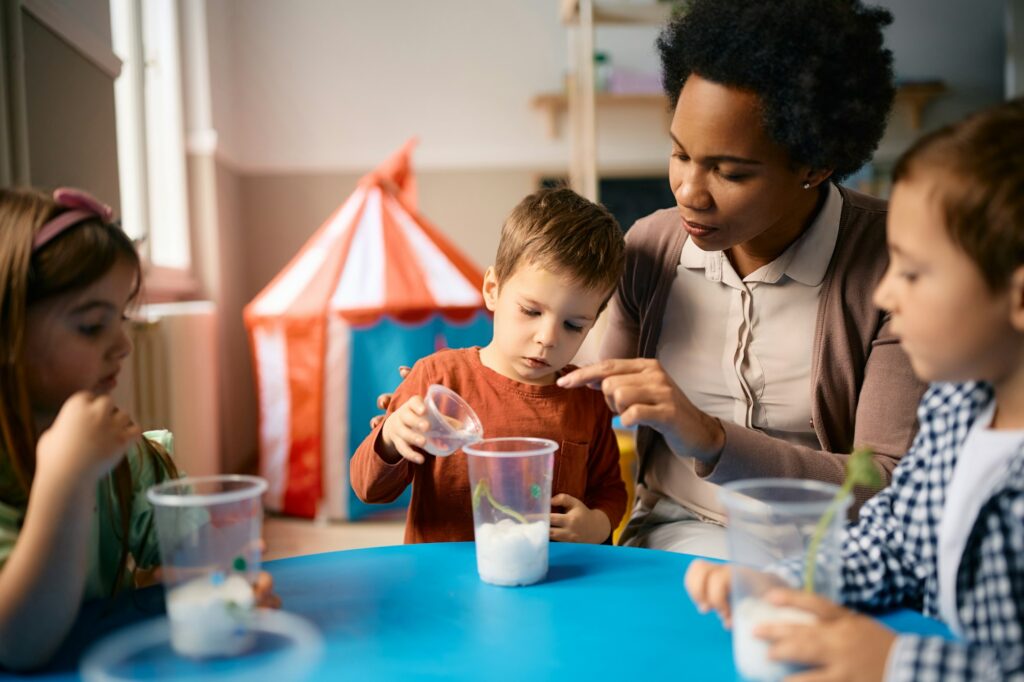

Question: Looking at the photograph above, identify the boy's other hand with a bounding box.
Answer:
[754,588,895,682]
[369,366,412,429]
[380,395,429,465]
[132,566,280,611]
[254,570,282,609]
[684,560,734,627]
[549,494,611,544]
[135,541,280,608]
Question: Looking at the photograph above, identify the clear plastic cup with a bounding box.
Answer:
[719,479,850,682]
[464,438,556,586]
[146,475,268,659]
[422,384,483,457]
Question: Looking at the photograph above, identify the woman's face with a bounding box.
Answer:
[669,74,818,255]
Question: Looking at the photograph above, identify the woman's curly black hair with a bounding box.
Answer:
[658,0,895,181]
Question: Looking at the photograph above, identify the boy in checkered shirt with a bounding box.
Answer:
[685,98,1024,681]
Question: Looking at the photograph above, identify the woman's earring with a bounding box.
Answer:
[802,181,811,190]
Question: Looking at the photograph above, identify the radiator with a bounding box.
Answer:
[112,301,221,476]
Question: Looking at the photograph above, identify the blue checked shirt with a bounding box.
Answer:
[838,382,1024,681]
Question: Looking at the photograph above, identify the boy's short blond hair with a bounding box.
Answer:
[893,97,1024,292]
[493,187,625,297]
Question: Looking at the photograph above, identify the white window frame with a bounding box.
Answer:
[111,0,196,297]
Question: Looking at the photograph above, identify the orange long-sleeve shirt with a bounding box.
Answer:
[350,347,626,544]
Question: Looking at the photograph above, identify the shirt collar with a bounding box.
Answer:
[782,183,842,286]
[679,183,842,287]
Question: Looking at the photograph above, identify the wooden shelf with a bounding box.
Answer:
[532,81,947,139]
[894,81,947,130]
[532,91,666,137]
[560,0,673,25]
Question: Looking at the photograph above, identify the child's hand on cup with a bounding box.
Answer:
[549,494,611,544]
[684,560,734,626]
[753,588,895,682]
[36,391,141,483]
[381,396,429,465]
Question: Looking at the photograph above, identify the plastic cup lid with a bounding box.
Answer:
[80,609,323,682]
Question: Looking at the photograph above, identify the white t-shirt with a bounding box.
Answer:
[937,401,1024,635]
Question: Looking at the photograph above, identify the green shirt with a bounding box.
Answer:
[0,430,175,600]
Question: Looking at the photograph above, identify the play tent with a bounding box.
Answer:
[245,140,492,519]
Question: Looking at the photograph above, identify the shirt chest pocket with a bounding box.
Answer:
[553,440,589,500]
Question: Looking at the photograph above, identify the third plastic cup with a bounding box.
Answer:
[146,474,268,659]
[422,384,483,456]
[719,479,850,682]
[464,437,556,586]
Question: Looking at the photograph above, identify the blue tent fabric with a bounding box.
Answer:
[346,311,493,520]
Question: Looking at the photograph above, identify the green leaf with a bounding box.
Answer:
[847,446,883,489]
[471,478,528,524]
[472,479,484,510]
[804,446,880,592]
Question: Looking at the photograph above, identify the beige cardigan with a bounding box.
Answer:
[600,186,926,511]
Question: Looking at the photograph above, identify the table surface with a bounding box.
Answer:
[6,543,952,681]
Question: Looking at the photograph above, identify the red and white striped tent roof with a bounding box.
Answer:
[244,139,486,518]
[246,139,484,326]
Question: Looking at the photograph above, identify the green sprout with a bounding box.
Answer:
[224,599,253,625]
[472,478,528,524]
[804,446,882,592]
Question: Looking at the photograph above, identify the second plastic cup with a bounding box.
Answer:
[146,475,268,659]
[719,479,850,682]
[464,438,556,586]
[422,384,483,456]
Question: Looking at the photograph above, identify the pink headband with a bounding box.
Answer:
[32,187,115,252]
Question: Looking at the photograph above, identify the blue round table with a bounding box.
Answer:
[9,543,952,681]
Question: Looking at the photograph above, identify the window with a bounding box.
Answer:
[110,0,194,293]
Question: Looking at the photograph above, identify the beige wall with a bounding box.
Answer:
[183,152,256,474]
[212,157,255,473]
[22,12,120,208]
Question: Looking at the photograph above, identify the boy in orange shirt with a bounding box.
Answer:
[350,187,627,544]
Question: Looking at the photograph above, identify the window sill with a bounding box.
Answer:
[141,264,201,303]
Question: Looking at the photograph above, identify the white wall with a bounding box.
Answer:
[1009,0,1024,97]
[206,0,1006,174]
[885,0,1004,112]
[205,0,242,166]
[209,0,572,171]
[875,0,1007,159]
